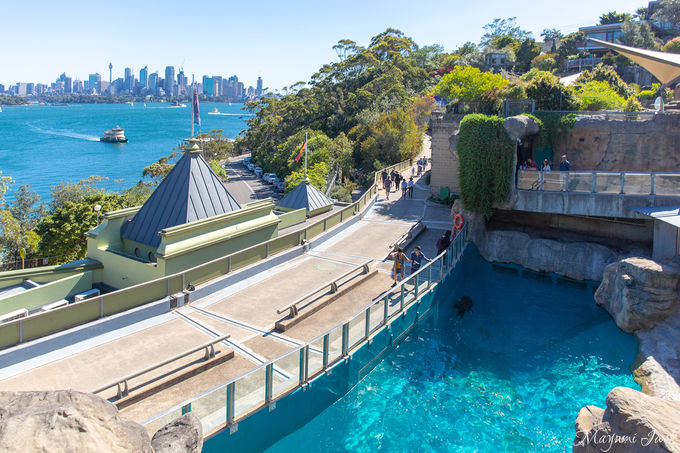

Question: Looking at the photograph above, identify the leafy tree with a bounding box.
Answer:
[663,36,680,53]
[531,53,558,72]
[652,0,680,24]
[433,66,509,102]
[634,6,649,20]
[576,64,633,98]
[480,18,531,48]
[515,38,541,72]
[576,81,626,110]
[524,70,580,110]
[599,11,631,24]
[143,151,181,185]
[0,176,45,261]
[195,129,235,162]
[284,162,329,192]
[555,32,585,66]
[621,19,662,49]
[541,29,564,52]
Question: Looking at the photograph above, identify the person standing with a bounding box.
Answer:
[541,159,552,172]
[410,246,430,274]
[559,154,570,171]
[391,247,411,287]
[384,175,392,200]
[436,230,452,255]
[382,169,389,189]
[401,178,408,198]
[407,177,414,198]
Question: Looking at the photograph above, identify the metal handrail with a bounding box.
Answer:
[92,334,230,398]
[277,259,373,317]
[388,217,423,251]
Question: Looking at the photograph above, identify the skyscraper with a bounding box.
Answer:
[149,72,159,94]
[212,76,222,97]
[88,73,101,93]
[202,75,213,96]
[177,70,187,96]
[124,67,134,92]
[256,76,263,96]
[64,76,72,94]
[165,66,175,97]
[139,66,148,89]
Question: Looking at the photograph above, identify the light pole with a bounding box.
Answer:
[94,204,102,225]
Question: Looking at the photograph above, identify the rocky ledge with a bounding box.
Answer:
[0,390,203,453]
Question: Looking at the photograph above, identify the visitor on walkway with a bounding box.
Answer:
[407,177,414,198]
[526,158,538,171]
[394,172,401,191]
[436,230,452,255]
[401,179,408,198]
[559,154,570,171]
[384,176,392,200]
[391,247,411,287]
[410,246,430,274]
[541,159,552,172]
[382,169,388,189]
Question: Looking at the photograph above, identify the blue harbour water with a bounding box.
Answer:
[266,252,639,453]
[0,103,250,200]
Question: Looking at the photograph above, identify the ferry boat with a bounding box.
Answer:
[171,101,187,108]
[100,126,128,143]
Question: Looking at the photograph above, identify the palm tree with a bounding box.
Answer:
[541,28,564,53]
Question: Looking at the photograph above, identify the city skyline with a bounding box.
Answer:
[1,0,647,90]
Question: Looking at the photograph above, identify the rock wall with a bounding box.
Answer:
[556,114,680,172]
[476,229,621,281]
[429,114,464,198]
[0,390,202,453]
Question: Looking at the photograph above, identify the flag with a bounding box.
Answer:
[294,141,306,162]
[192,87,200,128]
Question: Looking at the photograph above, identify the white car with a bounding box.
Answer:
[263,173,277,184]
[247,163,255,172]
[254,167,263,177]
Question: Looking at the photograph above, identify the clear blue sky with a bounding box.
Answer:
[1,0,647,91]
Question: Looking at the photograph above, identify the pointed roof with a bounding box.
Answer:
[277,179,333,215]
[121,142,241,247]
[589,38,680,86]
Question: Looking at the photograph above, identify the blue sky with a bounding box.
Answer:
[1,0,647,91]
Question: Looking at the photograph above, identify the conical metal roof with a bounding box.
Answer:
[121,144,241,247]
[277,179,333,214]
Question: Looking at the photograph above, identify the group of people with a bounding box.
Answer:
[382,169,416,200]
[390,230,455,287]
[520,154,571,172]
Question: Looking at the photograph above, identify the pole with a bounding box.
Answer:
[191,75,195,138]
[304,132,308,179]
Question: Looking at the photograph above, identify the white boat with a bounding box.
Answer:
[100,126,128,143]
[0,106,2,112]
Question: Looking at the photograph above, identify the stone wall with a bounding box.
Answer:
[430,114,464,198]
[556,113,680,172]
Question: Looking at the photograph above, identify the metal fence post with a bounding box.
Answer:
[400,285,405,311]
[227,256,231,273]
[299,347,308,385]
[383,296,389,322]
[365,308,371,337]
[99,297,104,318]
[591,173,597,193]
[428,266,432,289]
[539,172,544,191]
[265,243,270,258]
[322,334,329,369]
[265,363,273,403]
[620,172,625,195]
[651,173,656,195]
[226,382,235,425]
[341,322,350,356]
[414,274,419,297]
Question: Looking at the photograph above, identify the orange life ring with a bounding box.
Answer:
[454,214,464,230]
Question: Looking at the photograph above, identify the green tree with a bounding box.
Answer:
[0,177,45,261]
[524,70,580,110]
[621,19,662,49]
[555,32,585,67]
[664,36,680,53]
[576,81,626,110]
[480,18,531,48]
[599,11,632,24]
[652,0,680,24]
[541,28,564,52]
[576,64,633,98]
[284,162,329,192]
[143,151,181,185]
[515,38,541,72]
[434,66,509,101]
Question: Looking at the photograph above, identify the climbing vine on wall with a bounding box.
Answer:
[529,112,576,150]
[457,114,514,218]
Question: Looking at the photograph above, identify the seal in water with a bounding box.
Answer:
[454,295,472,317]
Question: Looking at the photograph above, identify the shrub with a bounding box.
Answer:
[433,65,509,102]
[664,37,680,54]
[576,80,626,110]
[456,114,514,218]
[524,71,580,110]
[623,97,643,113]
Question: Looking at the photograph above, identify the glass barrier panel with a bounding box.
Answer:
[595,173,621,194]
[307,337,325,376]
[622,173,651,195]
[566,172,592,193]
[348,312,366,349]
[327,324,343,364]
[402,276,417,306]
[517,171,539,190]
[191,386,227,434]
[654,174,680,196]
[386,291,401,318]
[234,367,266,418]
[541,172,561,191]
[143,407,184,438]
[369,300,383,333]
[272,349,301,398]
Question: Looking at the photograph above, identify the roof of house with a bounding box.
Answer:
[121,144,241,247]
[277,179,333,214]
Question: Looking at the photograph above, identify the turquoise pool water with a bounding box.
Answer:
[265,253,639,452]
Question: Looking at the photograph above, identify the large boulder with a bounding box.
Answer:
[0,390,152,453]
[595,258,680,332]
[503,115,540,142]
[151,413,203,453]
[477,230,619,281]
[574,386,680,452]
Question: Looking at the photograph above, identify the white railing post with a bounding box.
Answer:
[226,382,235,425]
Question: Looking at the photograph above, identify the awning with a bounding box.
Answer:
[631,206,680,228]
[588,38,680,86]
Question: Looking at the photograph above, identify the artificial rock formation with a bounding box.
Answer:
[502,114,540,142]
[477,230,619,281]
[0,390,203,453]
[574,387,680,453]
[595,258,680,333]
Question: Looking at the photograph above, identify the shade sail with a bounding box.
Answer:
[588,38,680,86]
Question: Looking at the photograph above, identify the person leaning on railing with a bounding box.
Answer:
[391,247,411,287]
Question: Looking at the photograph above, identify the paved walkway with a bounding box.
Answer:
[0,135,450,430]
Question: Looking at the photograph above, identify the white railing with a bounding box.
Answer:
[141,224,469,436]
[517,170,680,196]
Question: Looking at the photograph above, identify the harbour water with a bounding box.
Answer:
[265,251,638,453]
[0,102,250,200]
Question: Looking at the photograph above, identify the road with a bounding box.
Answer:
[223,155,282,205]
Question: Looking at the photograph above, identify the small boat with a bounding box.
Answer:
[171,101,187,108]
[0,106,2,113]
[127,101,134,107]
[100,126,128,143]
[208,107,220,115]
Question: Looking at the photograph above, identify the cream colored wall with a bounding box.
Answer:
[0,271,93,316]
[430,116,463,198]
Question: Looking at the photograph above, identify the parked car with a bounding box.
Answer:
[263,173,278,184]
[242,156,251,167]
[254,167,263,177]
[247,163,255,172]
[275,180,285,193]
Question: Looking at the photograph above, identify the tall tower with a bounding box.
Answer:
[108,62,113,84]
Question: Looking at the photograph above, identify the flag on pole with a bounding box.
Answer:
[294,141,306,162]
[192,87,201,129]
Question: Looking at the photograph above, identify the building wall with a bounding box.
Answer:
[430,114,464,198]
